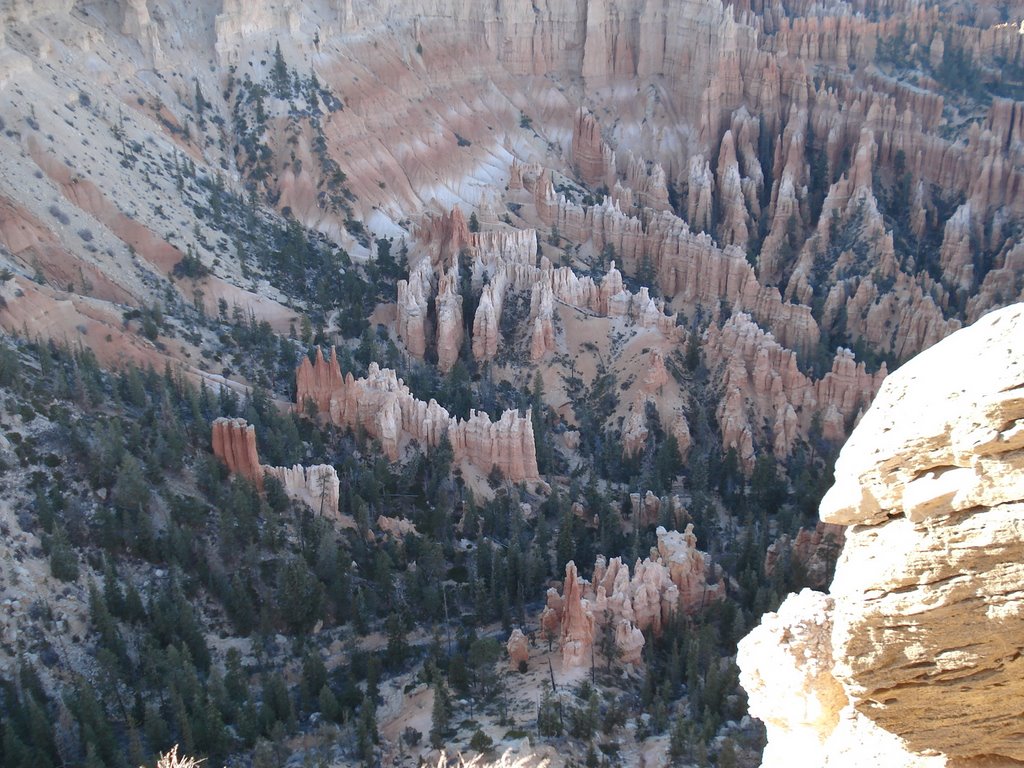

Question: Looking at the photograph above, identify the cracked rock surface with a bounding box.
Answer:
[739,303,1024,767]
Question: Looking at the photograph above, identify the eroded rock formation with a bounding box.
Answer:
[738,303,1024,767]
[295,349,540,483]
[541,525,724,668]
[527,169,821,359]
[572,107,616,190]
[434,265,463,372]
[629,491,687,531]
[705,312,885,470]
[264,464,341,517]
[764,522,845,591]
[506,628,529,670]
[211,417,264,488]
[212,417,341,517]
[396,260,433,360]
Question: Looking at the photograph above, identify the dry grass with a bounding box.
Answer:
[435,751,549,768]
[149,744,545,768]
[151,746,204,768]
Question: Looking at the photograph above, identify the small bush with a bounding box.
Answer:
[469,729,494,754]
[403,727,422,746]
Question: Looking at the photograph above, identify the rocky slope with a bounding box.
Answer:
[738,302,1024,767]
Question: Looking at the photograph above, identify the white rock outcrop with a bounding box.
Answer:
[738,303,1024,767]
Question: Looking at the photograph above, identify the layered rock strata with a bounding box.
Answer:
[295,348,540,482]
[738,303,1024,767]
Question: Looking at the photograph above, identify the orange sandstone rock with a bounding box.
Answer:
[212,417,263,488]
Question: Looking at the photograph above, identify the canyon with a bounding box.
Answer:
[2,0,1021,471]
[0,0,1022,766]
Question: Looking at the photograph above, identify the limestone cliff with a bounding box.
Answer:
[738,303,1024,767]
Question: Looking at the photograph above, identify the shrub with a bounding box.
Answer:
[469,729,494,754]
[172,252,211,279]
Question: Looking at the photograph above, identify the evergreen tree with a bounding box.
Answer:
[429,680,451,748]
[271,42,290,98]
[48,525,79,582]
[277,557,322,634]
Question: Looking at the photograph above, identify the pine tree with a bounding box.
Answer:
[271,42,290,98]
[48,525,79,582]
[537,689,562,736]
[112,453,150,514]
[669,715,691,764]
[598,609,619,671]
[300,651,328,711]
[355,694,378,764]
[318,685,341,723]
[429,680,451,748]
[276,557,322,634]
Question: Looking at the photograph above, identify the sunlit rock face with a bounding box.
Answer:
[739,303,1024,768]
